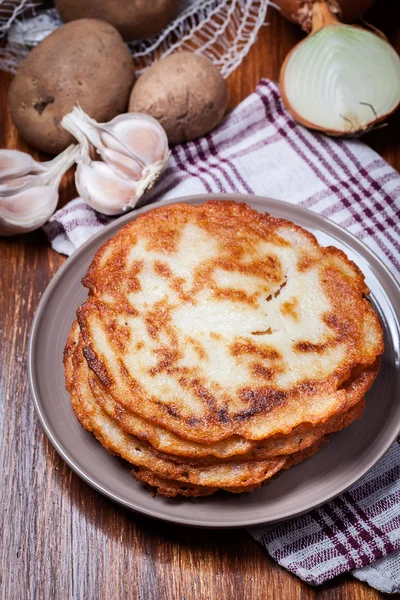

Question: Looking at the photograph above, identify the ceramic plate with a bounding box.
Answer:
[28,194,400,528]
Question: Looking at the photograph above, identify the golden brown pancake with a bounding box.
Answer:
[64,200,384,497]
[76,201,383,443]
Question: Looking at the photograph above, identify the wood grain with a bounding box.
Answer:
[1,4,398,599]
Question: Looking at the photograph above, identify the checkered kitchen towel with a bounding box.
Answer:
[43,80,400,593]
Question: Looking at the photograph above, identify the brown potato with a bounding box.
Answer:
[9,19,135,154]
[55,0,180,41]
[128,52,227,145]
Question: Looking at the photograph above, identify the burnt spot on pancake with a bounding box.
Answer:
[297,254,315,271]
[187,336,207,360]
[191,379,217,411]
[297,380,318,395]
[144,301,173,340]
[230,339,282,361]
[237,388,287,415]
[210,332,223,341]
[113,403,125,422]
[149,348,180,376]
[119,324,131,342]
[83,345,112,387]
[268,234,292,248]
[107,318,116,334]
[118,361,145,397]
[213,288,258,307]
[179,376,188,388]
[145,223,181,254]
[251,363,275,380]
[114,301,139,317]
[63,343,74,360]
[217,408,229,423]
[113,323,131,353]
[266,278,287,302]
[153,260,192,303]
[114,338,125,353]
[163,403,181,420]
[324,313,358,341]
[294,341,329,353]
[251,328,273,336]
[214,256,283,284]
[154,260,173,279]
[126,260,143,293]
[119,362,129,378]
[280,297,299,321]
[83,247,130,293]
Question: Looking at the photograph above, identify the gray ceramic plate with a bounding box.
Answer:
[28,194,400,528]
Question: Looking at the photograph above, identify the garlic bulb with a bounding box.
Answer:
[61,107,169,216]
[0,145,78,236]
[280,0,400,136]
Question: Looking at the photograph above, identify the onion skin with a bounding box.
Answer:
[275,0,376,31]
[280,83,399,137]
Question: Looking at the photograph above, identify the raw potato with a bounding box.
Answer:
[55,0,180,41]
[129,52,227,145]
[9,19,135,154]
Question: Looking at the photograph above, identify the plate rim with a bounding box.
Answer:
[28,193,400,528]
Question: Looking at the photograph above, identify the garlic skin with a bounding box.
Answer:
[75,161,139,216]
[61,107,169,216]
[0,149,46,181]
[0,144,78,236]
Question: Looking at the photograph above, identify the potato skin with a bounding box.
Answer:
[9,19,135,154]
[128,52,227,145]
[55,0,180,41]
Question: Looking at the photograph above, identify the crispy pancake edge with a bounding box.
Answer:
[131,436,329,498]
[65,328,293,488]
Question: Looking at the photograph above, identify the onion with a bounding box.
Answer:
[279,0,400,136]
[274,0,376,32]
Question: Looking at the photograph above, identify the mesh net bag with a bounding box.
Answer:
[0,0,273,76]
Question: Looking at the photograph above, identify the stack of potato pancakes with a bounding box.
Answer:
[64,201,384,498]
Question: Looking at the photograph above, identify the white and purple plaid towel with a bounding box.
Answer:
[43,80,400,593]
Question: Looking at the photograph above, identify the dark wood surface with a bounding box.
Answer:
[1,4,399,599]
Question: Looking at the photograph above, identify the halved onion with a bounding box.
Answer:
[280,1,400,135]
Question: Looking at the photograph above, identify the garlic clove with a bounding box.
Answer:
[100,115,169,166]
[100,146,144,179]
[75,161,139,216]
[0,175,37,196]
[61,106,169,215]
[0,185,59,236]
[0,144,79,236]
[0,149,46,181]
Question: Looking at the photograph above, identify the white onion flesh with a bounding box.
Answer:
[282,24,400,133]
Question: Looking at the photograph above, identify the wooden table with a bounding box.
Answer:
[1,4,399,599]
